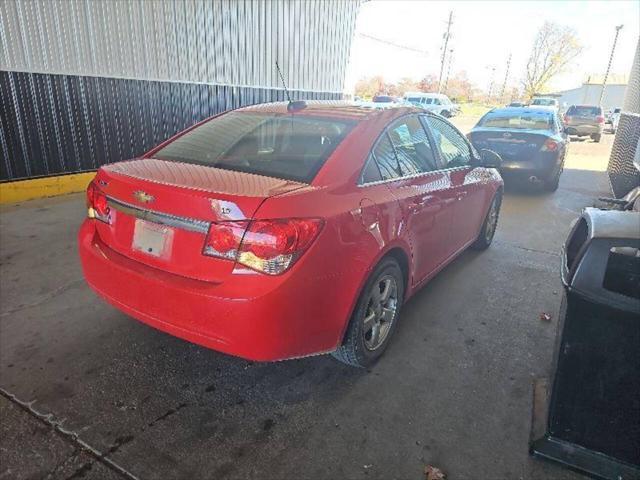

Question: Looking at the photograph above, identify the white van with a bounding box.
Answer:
[403,92,459,118]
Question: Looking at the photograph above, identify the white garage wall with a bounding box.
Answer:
[1,0,361,93]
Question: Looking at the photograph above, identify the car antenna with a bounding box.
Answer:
[276,61,306,112]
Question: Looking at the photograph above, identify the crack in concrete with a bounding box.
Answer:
[147,403,188,427]
[494,240,559,257]
[0,387,139,480]
[0,279,83,317]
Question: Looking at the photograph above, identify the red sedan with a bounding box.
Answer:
[79,101,503,367]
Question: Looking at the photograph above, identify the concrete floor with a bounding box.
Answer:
[0,122,615,480]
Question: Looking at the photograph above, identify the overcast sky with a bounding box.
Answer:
[344,0,639,94]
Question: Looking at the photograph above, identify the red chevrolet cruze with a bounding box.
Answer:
[79,101,503,367]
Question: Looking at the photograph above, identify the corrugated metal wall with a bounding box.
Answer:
[607,37,640,197]
[0,0,361,180]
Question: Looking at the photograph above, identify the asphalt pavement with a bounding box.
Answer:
[0,120,615,479]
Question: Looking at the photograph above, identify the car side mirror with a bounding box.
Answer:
[479,149,502,168]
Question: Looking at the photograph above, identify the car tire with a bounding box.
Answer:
[471,190,502,250]
[592,134,602,143]
[544,171,561,192]
[332,258,404,368]
[544,160,564,192]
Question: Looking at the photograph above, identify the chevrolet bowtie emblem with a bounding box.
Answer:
[133,190,154,203]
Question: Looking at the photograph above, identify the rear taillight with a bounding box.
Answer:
[563,115,571,124]
[596,115,605,124]
[542,139,559,152]
[203,218,323,275]
[86,180,110,223]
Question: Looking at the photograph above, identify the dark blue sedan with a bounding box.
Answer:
[467,107,569,191]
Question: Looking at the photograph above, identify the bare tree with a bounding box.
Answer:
[523,22,583,99]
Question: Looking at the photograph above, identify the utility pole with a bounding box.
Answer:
[499,53,512,104]
[438,11,453,93]
[599,24,624,106]
[443,49,454,94]
[486,66,496,103]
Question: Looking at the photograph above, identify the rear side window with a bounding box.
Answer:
[360,155,382,183]
[387,116,438,175]
[566,106,601,116]
[424,116,472,168]
[373,135,401,181]
[153,112,354,183]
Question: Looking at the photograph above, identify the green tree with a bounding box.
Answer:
[523,22,583,100]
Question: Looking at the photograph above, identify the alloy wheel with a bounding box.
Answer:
[363,275,398,351]
[485,197,499,243]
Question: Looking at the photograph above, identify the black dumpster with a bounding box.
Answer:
[531,208,640,479]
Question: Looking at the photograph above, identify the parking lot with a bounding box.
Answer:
[0,117,615,479]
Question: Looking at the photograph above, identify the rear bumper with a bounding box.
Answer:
[565,125,602,136]
[78,220,348,361]
[499,153,561,180]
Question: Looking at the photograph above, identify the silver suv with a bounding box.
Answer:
[563,105,604,143]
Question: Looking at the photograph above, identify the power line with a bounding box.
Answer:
[358,33,428,55]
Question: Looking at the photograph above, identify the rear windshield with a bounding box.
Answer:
[567,105,601,116]
[531,98,556,106]
[152,112,354,183]
[478,111,553,130]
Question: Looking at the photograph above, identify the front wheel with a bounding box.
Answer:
[471,191,502,250]
[592,134,602,143]
[332,258,404,368]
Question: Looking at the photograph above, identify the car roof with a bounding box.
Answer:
[236,101,422,121]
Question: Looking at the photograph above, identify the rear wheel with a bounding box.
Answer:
[472,191,502,250]
[544,160,564,192]
[592,134,601,143]
[332,258,404,368]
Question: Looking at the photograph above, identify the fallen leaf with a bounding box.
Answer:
[425,465,446,480]
[540,312,552,322]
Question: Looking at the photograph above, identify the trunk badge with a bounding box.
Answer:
[133,190,154,203]
[503,132,512,138]
[210,199,244,220]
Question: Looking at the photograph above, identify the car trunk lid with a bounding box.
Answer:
[92,158,306,282]
[469,129,549,161]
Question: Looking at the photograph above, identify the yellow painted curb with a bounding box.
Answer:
[0,172,96,204]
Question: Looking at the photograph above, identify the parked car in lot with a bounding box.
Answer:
[563,105,604,142]
[468,106,568,191]
[357,95,403,110]
[403,92,459,117]
[609,107,621,133]
[79,101,503,367]
[531,97,559,108]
